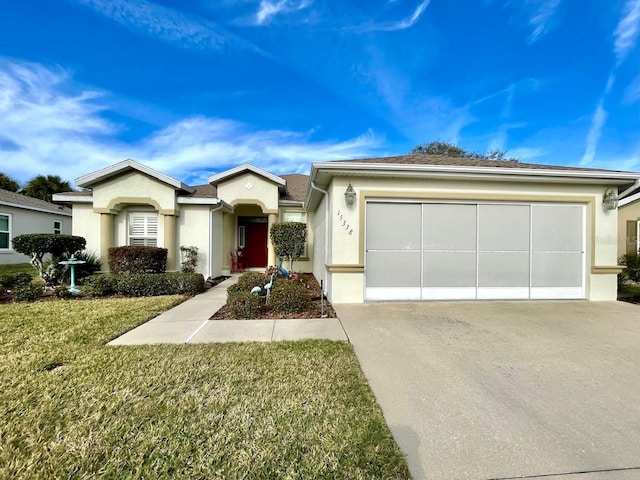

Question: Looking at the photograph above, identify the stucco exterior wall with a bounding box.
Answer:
[618,202,640,256]
[317,175,619,302]
[71,203,101,259]
[178,205,220,278]
[0,205,71,264]
[217,173,279,213]
[92,172,177,212]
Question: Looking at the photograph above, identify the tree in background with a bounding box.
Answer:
[411,141,519,162]
[21,174,72,202]
[0,173,20,192]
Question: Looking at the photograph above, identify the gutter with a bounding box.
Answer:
[618,178,640,200]
[310,181,329,295]
[208,202,233,279]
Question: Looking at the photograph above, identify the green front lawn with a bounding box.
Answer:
[0,262,36,276]
[0,297,410,479]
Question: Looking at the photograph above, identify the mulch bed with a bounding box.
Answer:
[210,273,337,320]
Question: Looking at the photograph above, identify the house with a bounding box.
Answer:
[618,189,640,256]
[54,156,640,302]
[0,188,72,264]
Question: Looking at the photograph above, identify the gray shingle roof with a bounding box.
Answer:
[334,154,630,173]
[0,188,72,215]
[280,174,309,202]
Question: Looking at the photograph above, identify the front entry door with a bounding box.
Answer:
[239,217,268,268]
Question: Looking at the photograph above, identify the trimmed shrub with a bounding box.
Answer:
[14,282,44,302]
[227,284,264,319]
[235,271,268,291]
[116,273,204,297]
[54,286,76,299]
[270,279,312,313]
[180,246,199,273]
[270,222,307,272]
[83,274,119,297]
[0,272,33,290]
[621,253,640,282]
[108,246,168,275]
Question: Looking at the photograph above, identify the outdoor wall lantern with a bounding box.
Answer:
[602,187,619,212]
[344,182,357,207]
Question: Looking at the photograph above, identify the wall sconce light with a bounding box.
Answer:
[603,188,619,212]
[344,182,357,207]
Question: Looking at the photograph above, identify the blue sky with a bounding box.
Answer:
[1,0,640,187]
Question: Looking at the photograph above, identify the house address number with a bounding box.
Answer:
[336,209,354,235]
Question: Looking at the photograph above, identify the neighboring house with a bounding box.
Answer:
[54,157,640,303]
[618,190,640,256]
[0,188,72,264]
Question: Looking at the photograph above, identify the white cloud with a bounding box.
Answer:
[254,0,312,25]
[506,147,545,160]
[71,0,258,53]
[0,59,383,186]
[614,0,640,64]
[624,74,640,103]
[527,0,562,42]
[348,0,431,33]
[581,100,607,166]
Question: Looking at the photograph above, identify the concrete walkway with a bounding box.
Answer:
[109,275,347,345]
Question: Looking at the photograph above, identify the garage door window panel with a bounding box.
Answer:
[532,252,583,287]
[532,205,583,251]
[423,204,477,251]
[478,204,530,252]
[366,203,421,251]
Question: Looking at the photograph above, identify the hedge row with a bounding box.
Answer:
[108,246,168,275]
[83,272,204,297]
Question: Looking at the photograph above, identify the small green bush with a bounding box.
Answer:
[0,272,33,290]
[83,274,119,297]
[180,246,199,273]
[54,286,76,299]
[621,254,640,282]
[235,271,268,291]
[14,282,44,302]
[227,284,264,318]
[108,246,168,275]
[270,279,312,313]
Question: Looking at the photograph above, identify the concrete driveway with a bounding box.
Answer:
[335,301,640,480]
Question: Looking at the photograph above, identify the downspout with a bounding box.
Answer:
[310,181,330,295]
[209,203,226,279]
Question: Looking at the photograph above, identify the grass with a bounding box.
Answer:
[0,262,36,276]
[0,297,411,479]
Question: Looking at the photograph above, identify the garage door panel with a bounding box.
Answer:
[423,204,476,250]
[532,205,583,251]
[366,251,421,288]
[366,203,421,250]
[479,205,530,251]
[478,252,530,287]
[423,252,476,287]
[532,252,583,287]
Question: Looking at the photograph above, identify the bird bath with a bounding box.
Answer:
[59,255,86,293]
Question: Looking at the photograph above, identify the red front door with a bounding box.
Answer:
[240,220,268,267]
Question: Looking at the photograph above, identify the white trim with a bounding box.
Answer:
[0,212,11,251]
[0,200,72,216]
[619,190,640,207]
[76,159,195,193]
[421,287,476,300]
[477,287,530,300]
[52,193,93,204]
[177,197,231,208]
[208,163,286,190]
[530,287,584,299]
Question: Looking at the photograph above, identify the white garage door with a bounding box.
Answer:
[365,201,585,301]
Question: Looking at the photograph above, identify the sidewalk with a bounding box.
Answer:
[108,275,348,345]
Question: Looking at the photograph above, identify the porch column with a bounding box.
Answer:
[267,213,277,266]
[163,213,177,271]
[100,213,114,272]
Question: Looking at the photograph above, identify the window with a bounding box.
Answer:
[238,225,246,249]
[53,220,62,235]
[129,213,158,246]
[626,220,640,255]
[282,211,306,224]
[0,214,10,250]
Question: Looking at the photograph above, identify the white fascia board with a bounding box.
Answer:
[311,161,640,182]
[0,200,72,216]
[619,190,640,207]
[76,159,195,193]
[52,193,93,203]
[177,197,234,211]
[208,163,287,188]
[279,200,305,207]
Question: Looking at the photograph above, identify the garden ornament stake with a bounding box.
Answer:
[264,273,275,305]
[278,256,289,279]
[59,254,86,294]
